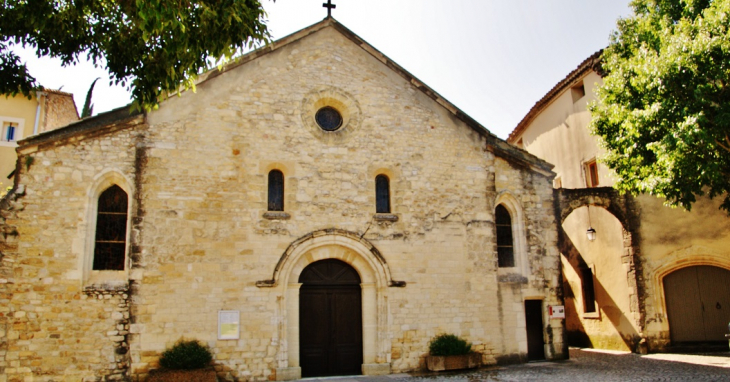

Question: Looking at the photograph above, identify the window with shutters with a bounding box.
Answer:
[0,116,24,147]
[585,159,599,188]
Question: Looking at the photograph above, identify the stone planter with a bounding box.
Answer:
[425,352,481,371]
[146,367,217,382]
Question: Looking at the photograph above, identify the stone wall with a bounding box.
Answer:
[0,113,143,382]
[0,22,563,381]
[39,91,79,134]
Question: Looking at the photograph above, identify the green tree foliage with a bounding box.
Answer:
[0,0,271,111]
[591,0,730,213]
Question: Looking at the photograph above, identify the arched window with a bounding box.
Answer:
[92,185,128,271]
[268,170,284,211]
[375,175,390,213]
[495,204,514,268]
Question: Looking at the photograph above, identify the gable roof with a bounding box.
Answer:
[507,51,603,144]
[20,17,553,175]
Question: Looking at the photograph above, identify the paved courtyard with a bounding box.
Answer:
[297,348,730,382]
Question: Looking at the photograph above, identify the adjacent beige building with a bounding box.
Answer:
[0,90,78,191]
[508,52,730,353]
[0,19,566,381]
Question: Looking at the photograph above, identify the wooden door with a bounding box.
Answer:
[299,260,363,377]
[664,266,730,343]
[524,300,545,360]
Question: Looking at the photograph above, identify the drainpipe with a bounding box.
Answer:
[32,91,46,136]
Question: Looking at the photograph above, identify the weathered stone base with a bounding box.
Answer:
[147,368,217,382]
[426,353,481,371]
[362,363,391,376]
[275,367,301,381]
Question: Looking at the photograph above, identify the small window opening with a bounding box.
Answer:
[571,81,586,103]
[586,160,599,188]
[268,170,284,211]
[496,204,514,268]
[93,185,128,271]
[581,266,596,313]
[375,175,391,213]
[2,122,17,142]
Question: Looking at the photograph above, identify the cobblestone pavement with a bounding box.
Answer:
[297,348,730,382]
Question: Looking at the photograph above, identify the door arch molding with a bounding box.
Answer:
[262,229,397,378]
[256,228,405,288]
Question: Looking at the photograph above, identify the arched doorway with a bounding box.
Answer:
[664,266,730,343]
[299,259,363,377]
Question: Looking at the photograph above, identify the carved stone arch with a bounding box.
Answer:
[555,188,635,230]
[81,169,134,285]
[554,187,646,341]
[260,229,400,379]
[257,228,405,288]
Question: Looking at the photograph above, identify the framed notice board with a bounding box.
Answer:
[218,310,240,340]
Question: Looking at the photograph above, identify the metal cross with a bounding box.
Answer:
[323,0,336,17]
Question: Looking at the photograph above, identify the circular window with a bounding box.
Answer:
[301,87,361,144]
[315,106,343,131]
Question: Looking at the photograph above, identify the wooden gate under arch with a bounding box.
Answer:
[299,259,363,377]
[664,265,730,343]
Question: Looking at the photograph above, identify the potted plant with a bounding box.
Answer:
[425,334,481,371]
[147,339,217,382]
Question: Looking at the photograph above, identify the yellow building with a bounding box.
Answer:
[508,52,730,353]
[1,90,79,191]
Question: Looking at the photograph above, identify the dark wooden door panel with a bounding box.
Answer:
[525,300,545,361]
[299,259,362,377]
[299,289,329,377]
[332,290,363,374]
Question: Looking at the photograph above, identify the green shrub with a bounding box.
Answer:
[159,339,213,370]
[428,334,472,356]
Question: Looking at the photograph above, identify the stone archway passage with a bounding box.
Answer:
[664,266,730,343]
[299,259,363,377]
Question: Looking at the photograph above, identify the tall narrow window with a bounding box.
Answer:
[268,170,284,211]
[93,185,128,271]
[581,266,597,313]
[495,204,514,267]
[375,174,390,213]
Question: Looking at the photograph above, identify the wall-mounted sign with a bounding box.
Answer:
[218,310,240,340]
[548,305,565,319]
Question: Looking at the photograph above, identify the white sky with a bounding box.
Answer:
[12,0,632,139]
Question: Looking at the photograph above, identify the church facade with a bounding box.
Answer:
[0,19,564,381]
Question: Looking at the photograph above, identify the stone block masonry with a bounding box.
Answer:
[0,19,562,381]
